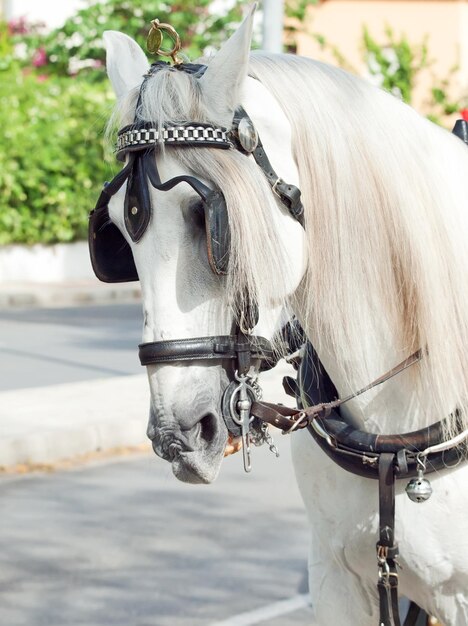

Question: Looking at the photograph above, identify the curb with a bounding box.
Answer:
[0,375,149,468]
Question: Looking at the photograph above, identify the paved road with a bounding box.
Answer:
[0,304,142,391]
[0,447,313,626]
[0,302,314,625]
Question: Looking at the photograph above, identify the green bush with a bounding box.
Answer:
[11,0,245,80]
[0,67,114,244]
[0,0,249,245]
[363,26,428,104]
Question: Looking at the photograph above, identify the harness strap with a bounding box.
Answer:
[250,349,422,431]
[403,602,424,626]
[377,453,401,626]
[232,107,305,227]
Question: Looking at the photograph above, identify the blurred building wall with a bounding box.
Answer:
[295,0,468,111]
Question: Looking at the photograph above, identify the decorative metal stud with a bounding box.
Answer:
[131,206,138,215]
[237,116,258,153]
[406,457,432,503]
[147,19,182,65]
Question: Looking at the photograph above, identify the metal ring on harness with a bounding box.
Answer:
[221,374,258,437]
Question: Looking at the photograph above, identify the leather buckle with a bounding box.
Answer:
[272,177,283,198]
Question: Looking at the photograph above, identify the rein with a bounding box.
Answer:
[250,348,423,433]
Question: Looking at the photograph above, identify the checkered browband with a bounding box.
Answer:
[116,122,231,156]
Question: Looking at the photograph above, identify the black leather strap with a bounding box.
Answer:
[252,141,304,225]
[232,107,305,227]
[124,154,152,242]
[403,602,424,626]
[138,335,276,368]
[92,155,135,212]
[452,119,468,146]
[377,453,401,626]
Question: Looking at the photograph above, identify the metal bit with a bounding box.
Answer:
[237,380,252,473]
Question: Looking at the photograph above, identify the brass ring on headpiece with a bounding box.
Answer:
[147,19,182,65]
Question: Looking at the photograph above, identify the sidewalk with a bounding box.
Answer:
[0,279,141,309]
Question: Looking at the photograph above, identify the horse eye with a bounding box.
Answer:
[189,198,206,230]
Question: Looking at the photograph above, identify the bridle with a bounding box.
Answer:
[89,60,305,471]
[90,47,468,626]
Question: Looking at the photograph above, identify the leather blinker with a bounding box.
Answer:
[203,189,230,275]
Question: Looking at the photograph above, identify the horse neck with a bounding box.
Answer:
[302,311,427,436]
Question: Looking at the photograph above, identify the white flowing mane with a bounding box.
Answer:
[114,52,468,438]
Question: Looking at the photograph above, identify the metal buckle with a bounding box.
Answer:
[282,411,308,434]
[272,177,284,198]
[239,309,253,335]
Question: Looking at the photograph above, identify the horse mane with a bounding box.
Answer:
[112,53,468,437]
[249,53,468,437]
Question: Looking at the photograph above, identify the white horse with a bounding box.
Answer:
[102,8,468,625]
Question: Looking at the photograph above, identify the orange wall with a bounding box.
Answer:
[295,0,468,111]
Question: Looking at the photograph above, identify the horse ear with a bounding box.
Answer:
[200,4,256,115]
[103,31,149,99]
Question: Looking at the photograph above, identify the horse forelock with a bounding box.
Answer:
[111,63,235,132]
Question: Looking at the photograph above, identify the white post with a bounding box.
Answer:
[3,0,14,20]
[262,0,284,54]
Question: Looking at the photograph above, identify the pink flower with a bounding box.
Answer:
[8,17,28,35]
[36,74,48,82]
[32,47,47,68]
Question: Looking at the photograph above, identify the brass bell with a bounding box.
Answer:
[405,469,433,503]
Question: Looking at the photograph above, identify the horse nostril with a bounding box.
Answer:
[199,413,218,445]
[168,442,182,461]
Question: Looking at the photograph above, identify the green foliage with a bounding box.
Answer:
[0,21,13,59]
[0,68,114,244]
[2,1,465,247]
[427,69,464,125]
[361,28,466,124]
[363,26,428,104]
[11,0,244,80]
[0,0,248,245]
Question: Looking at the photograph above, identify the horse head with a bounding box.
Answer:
[93,9,307,483]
